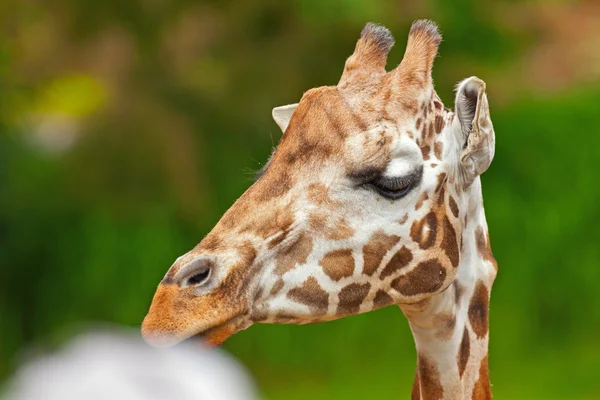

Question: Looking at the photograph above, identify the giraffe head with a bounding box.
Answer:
[142,20,495,347]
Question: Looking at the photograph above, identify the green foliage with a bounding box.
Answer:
[1,1,599,398]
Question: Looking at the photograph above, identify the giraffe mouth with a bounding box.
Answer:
[186,314,251,347]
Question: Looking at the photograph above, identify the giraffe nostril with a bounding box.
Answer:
[186,268,210,286]
[179,258,213,287]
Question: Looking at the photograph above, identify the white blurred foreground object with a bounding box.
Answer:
[4,329,257,400]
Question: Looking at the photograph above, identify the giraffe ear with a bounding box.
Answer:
[272,103,298,132]
[454,77,495,183]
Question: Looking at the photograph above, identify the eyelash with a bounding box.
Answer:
[362,168,422,200]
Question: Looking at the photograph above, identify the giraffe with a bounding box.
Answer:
[142,20,497,399]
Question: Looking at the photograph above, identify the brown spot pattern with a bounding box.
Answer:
[410,212,437,249]
[433,141,443,159]
[442,216,460,267]
[468,281,489,339]
[415,192,429,210]
[417,354,443,400]
[471,356,492,399]
[380,246,413,279]
[434,313,456,340]
[458,327,470,378]
[391,259,446,296]
[251,307,269,322]
[270,278,284,296]
[287,276,329,315]
[475,226,498,271]
[320,249,355,281]
[434,115,444,134]
[362,231,400,275]
[449,196,459,218]
[373,290,394,309]
[274,235,313,275]
[328,218,355,240]
[337,282,371,315]
[421,145,431,160]
[252,204,294,239]
[307,183,334,206]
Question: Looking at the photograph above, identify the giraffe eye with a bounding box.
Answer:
[371,177,413,199]
[367,166,423,200]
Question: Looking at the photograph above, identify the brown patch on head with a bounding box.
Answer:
[475,226,498,271]
[307,183,334,206]
[287,276,329,316]
[362,230,401,276]
[310,213,355,241]
[434,313,456,340]
[328,218,355,240]
[320,248,355,281]
[337,282,371,315]
[449,196,459,218]
[433,141,443,160]
[391,259,446,296]
[274,234,314,275]
[442,216,460,267]
[468,281,489,339]
[410,211,438,249]
[416,118,423,130]
[433,101,442,110]
[247,203,294,239]
[415,192,429,210]
[253,168,293,202]
[471,356,492,399]
[402,99,419,115]
[197,233,223,253]
[309,211,326,231]
[373,290,394,309]
[458,327,470,378]
[417,354,444,400]
[380,246,413,279]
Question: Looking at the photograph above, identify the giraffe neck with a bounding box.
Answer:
[401,177,494,400]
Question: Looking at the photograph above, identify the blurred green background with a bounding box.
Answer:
[1,0,600,398]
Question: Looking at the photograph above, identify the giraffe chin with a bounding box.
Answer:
[142,314,251,348]
[190,322,239,347]
[184,314,252,348]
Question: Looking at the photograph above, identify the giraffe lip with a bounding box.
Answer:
[186,314,250,347]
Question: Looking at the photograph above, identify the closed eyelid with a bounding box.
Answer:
[348,167,386,182]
